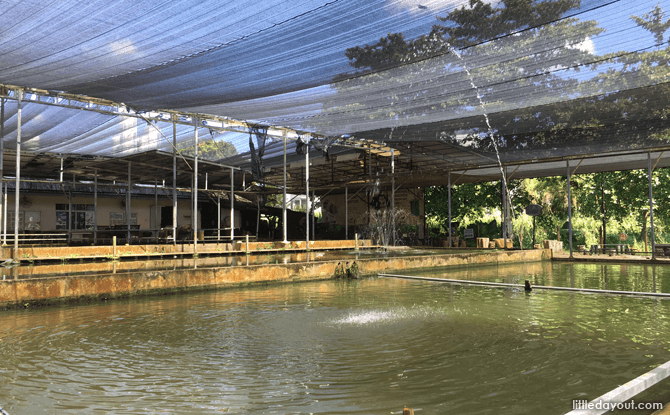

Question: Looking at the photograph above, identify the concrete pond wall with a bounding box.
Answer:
[0,248,550,310]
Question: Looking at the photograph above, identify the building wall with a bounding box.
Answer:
[3,193,241,232]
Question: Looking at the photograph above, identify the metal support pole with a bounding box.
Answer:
[0,98,4,246]
[230,168,235,242]
[649,152,656,259]
[312,190,315,242]
[448,171,452,247]
[368,142,371,225]
[305,137,310,248]
[68,178,72,245]
[154,179,158,239]
[127,162,131,242]
[94,169,98,244]
[345,186,349,240]
[283,137,288,243]
[13,89,21,255]
[500,180,507,244]
[172,118,177,245]
[2,182,6,245]
[217,193,220,241]
[391,148,395,246]
[567,161,573,258]
[194,120,198,253]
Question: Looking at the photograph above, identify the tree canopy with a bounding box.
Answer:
[180,139,238,162]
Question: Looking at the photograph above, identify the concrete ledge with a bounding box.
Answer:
[0,249,549,310]
[3,239,373,262]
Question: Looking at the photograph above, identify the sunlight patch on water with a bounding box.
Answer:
[330,305,449,326]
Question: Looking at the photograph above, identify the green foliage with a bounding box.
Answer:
[180,139,238,161]
[425,167,670,250]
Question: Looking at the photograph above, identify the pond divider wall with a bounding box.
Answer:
[0,248,550,309]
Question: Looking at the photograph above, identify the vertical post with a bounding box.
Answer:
[567,161,573,258]
[60,155,63,182]
[391,147,395,246]
[127,162,131,242]
[94,169,98,244]
[367,142,371,225]
[230,167,234,242]
[283,136,288,243]
[14,89,21,255]
[500,176,507,245]
[194,119,198,254]
[648,152,656,259]
[256,199,260,238]
[205,172,208,190]
[172,117,177,245]
[0,98,4,247]
[217,193,220,242]
[305,136,310,249]
[345,185,349,240]
[2,182,6,245]
[154,179,158,240]
[113,236,117,258]
[312,190,315,242]
[448,171,452,247]
[68,176,73,245]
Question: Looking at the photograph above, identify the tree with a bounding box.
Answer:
[180,139,238,161]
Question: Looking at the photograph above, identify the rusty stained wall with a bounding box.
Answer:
[0,249,549,309]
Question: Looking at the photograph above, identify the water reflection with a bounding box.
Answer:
[1,273,670,414]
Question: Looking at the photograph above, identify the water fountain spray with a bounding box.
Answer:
[446,43,516,242]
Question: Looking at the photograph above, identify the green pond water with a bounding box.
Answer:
[1,261,670,414]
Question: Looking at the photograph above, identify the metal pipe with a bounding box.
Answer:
[230,167,234,242]
[379,273,670,298]
[14,89,21,255]
[345,186,348,240]
[68,176,73,245]
[127,162,131,242]
[172,117,177,245]
[305,137,310,248]
[194,120,198,253]
[567,161,573,258]
[2,182,6,245]
[0,98,4,246]
[217,193,220,242]
[564,359,670,415]
[649,152,656,259]
[448,171,452,247]
[283,136,288,243]
[391,148,395,246]
[154,179,158,239]
[94,169,98,244]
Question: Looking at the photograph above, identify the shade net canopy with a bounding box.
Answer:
[0,0,669,188]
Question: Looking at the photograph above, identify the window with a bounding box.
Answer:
[110,212,137,227]
[410,200,420,216]
[55,204,95,230]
